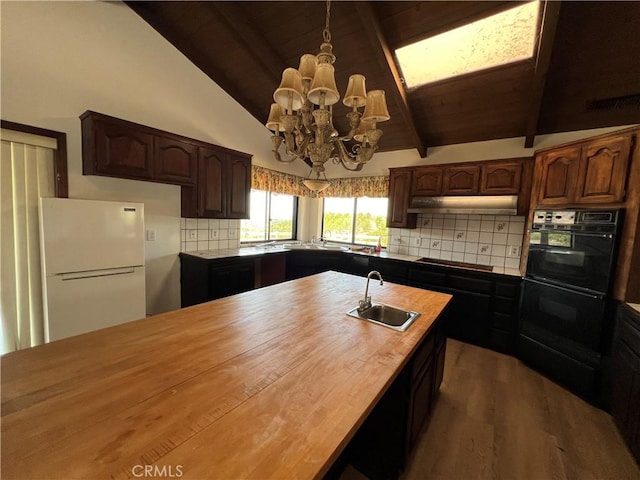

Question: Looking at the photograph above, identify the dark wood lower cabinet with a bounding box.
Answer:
[179,253,255,307]
[408,264,521,354]
[341,322,447,480]
[611,303,640,464]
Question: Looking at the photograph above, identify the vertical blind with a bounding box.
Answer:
[1,130,56,354]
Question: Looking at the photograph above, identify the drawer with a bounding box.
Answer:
[493,296,516,315]
[495,281,521,298]
[617,312,640,357]
[408,268,447,287]
[449,275,492,294]
[411,333,435,381]
[492,312,512,331]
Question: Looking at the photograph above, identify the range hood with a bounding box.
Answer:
[407,195,518,215]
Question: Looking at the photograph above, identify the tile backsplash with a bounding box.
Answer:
[180,218,241,252]
[387,213,524,269]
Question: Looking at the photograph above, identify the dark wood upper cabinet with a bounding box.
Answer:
[442,165,480,195]
[412,166,443,196]
[536,134,632,206]
[410,159,529,197]
[536,146,581,205]
[387,168,417,228]
[81,111,252,219]
[197,146,225,218]
[480,161,523,195]
[81,110,196,186]
[182,145,252,219]
[227,156,251,219]
[154,136,197,185]
[88,116,155,181]
[575,136,631,204]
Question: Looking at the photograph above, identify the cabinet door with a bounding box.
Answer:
[575,136,631,204]
[442,165,480,194]
[387,169,417,228]
[412,166,443,196]
[408,358,434,451]
[198,146,225,218]
[611,340,640,447]
[226,156,251,219]
[480,161,522,194]
[155,136,197,185]
[94,119,154,180]
[536,147,580,205]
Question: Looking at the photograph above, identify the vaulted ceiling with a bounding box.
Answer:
[127,1,640,157]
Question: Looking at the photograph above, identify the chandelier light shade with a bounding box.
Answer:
[266,103,286,132]
[274,68,305,111]
[307,63,340,106]
[363,90,391,122]
[266,0,390,191]
[343,74,367,108]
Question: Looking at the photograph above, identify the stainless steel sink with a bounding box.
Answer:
[346,303,420,331]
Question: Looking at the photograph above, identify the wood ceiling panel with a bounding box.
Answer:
[410,62,532,146]
[127,1,640,152]
[538,1,640,134]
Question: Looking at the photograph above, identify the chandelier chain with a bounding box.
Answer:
[323,0,331,43]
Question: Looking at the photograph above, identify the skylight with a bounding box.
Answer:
[395,1,540,88]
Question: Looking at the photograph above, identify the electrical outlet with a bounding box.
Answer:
[188,230,197,240]
[414,237,422,247]
[228,229,237,239]
[145,229,156,241]
[209,229,218,240]
[508,245,521,257]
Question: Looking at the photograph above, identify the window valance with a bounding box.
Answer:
[251,165,388,198]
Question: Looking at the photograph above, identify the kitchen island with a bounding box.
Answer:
[1,271,452,479]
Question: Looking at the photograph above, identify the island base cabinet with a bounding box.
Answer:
[345,368,409,480]
[337,324,447,480]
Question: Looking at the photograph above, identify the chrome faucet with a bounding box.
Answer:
[359,270,383,312]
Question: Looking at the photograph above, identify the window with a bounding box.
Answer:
[395,1,540,88]
[322,197,388,247]
[240,190,297,242]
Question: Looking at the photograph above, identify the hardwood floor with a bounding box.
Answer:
[398,339,640,480]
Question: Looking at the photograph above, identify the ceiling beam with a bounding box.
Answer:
[354,2,428,158]
[524,1,562,148]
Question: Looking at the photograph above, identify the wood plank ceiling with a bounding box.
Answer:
[127,1,640,157]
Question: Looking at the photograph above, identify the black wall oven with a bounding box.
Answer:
[527,210,619,294]
[519,209,622,401]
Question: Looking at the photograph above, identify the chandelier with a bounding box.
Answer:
[265,0,390,192]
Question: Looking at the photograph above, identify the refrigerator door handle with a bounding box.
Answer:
[58,267,138,281]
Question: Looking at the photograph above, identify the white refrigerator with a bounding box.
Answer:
[39,197,146,342]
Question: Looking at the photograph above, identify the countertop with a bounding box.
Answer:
[1,271,452,479]
[183,244,523,277]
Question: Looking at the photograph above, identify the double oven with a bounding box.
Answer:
[519,209,622,399]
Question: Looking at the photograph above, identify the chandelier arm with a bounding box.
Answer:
[337,130,356,142]
[272,135,297,164]
[332,140,365,171]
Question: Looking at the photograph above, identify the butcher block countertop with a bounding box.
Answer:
[1,271,452,480]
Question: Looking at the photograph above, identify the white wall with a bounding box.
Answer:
[2,1,634,313]
[0,0,289,314]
